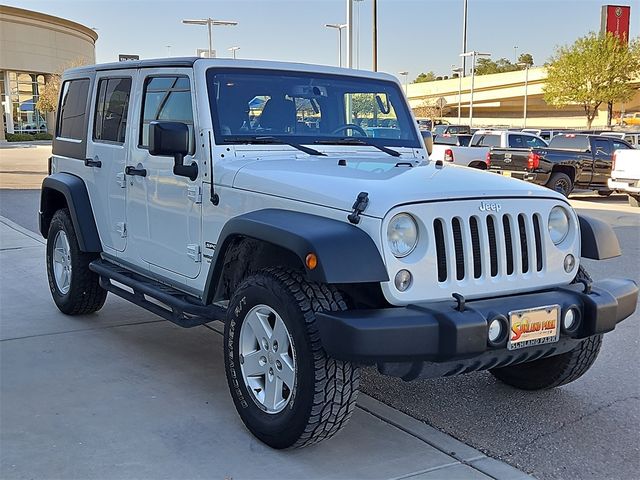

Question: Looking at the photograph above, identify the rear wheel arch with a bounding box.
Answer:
[552,165,576,182]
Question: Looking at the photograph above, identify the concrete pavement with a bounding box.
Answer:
[0,217,530,480]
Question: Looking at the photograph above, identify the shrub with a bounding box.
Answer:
[6,133,36,142]
[33,132,53,140]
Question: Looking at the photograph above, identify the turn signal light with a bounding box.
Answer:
[528,152,541,169]
[305,253,318,270]
[612,152,617,171]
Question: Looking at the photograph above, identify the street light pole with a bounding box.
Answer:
[346,0,353,68]
[461,0,468,77]
[325,24,347,67]
[182,18,238,58]
[399,71,409,96]
[228,46,240,59]
[461,51,491,128]
[517,62,530,128]
[452,66,463,124]
[513,45,518,63]
[372,0,378,71]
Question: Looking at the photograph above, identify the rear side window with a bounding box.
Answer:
[140,75,194,148]
[94,77,132,144]
[57,79,90,140]
[473,134,500,147]
[508,135,525,148]
[548,135,590,151]
[524,136,547,148]
[434,135,457,145]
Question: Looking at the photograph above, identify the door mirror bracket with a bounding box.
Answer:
[149,121,198,181]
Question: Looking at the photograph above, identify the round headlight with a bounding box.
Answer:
[387,213,418,258]
[548,206,570,245]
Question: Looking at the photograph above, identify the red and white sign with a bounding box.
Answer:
[601,5,632,43]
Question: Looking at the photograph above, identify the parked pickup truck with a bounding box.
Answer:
[488,134,635,196]
[608,149,640,206]
[430,129,546,169]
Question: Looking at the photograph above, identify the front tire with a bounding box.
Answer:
[597,190,613,197]
[224,268,360,449]
[629,194,640,207]
[490,335,602,390]
[46,208,107,315]
[546,172,573,197]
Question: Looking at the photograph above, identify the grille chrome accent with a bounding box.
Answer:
[433,213,545,283]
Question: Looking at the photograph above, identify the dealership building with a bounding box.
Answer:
[0,5,97,141]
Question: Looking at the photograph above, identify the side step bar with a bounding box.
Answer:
[89,260,225,328]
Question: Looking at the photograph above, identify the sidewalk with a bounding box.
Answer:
[0,217,532,480]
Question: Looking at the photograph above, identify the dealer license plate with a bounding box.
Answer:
[507,305,560,351]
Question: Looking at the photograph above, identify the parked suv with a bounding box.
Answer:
[40,58,638,449]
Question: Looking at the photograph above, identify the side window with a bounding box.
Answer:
[508,135,525,148]
[612,140,630,151]
[57,78,90,140]
[94,77,132,144]
[525,136,547,148]
[623,136,635,146]
[140,76,194,149]
[593,138,612,156]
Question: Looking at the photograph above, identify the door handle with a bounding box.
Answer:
[125,166,147,177]
[84,158,102,168]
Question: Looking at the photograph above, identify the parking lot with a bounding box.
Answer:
[1,144,638,479]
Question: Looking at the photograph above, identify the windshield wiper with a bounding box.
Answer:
[314,137,401,157]
[224,136,326,156]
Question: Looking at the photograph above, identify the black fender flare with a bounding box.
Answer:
[39,173,102,252]
[203,209,389,303]
[578,214,620,260]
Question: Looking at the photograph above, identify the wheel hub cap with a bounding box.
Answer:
[239,304,296,414]
[52,230,72,294]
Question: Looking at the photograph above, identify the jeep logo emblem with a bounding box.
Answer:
[479,201,502,212]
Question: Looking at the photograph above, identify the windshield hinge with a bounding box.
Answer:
[347,192,369,225]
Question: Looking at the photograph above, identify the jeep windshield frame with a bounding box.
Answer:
[206,68,421,150]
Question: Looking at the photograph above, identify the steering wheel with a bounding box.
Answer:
[331,124,367,137]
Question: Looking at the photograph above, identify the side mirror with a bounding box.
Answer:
[149,121,198,181]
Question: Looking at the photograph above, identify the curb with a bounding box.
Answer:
[357,395,534,480]
[0,215,45,245]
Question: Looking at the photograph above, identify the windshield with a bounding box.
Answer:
[206,69,420,148]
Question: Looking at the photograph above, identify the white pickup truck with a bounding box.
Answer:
[609,149,640,206]
[430,130,547,169]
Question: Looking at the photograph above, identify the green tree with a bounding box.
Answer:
[543,32,640,128]
[475,57,520,75]
[350,93,376,120]
[413,71,436,83]
[517,53,534,67]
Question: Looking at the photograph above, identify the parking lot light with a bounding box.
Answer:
[325,23,347,67]
[182,18,238,59]
[517,61,530,128]
[460,51,491,128]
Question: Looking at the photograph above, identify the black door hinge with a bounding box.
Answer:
[347,191,369,225]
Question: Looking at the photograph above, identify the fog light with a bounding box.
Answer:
[394,270,412,292]
[563,308,579,332]
[564,254,576,273]
[488,318,504,344]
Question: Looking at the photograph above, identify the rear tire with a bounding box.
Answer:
[46,209,107,315]
[597,190,613,197]
[629,194,640,207]
[546,172,573,197]
[224,268,360,449]
[490,335,603,390]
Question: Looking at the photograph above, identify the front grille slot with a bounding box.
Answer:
[533,214,543,271]
[502,216,514,275]
[518,214,529,273]
[452,218,465,280]
[470,217,482,279]
[434,219,447,282]
[433,211,544,283]
[487,216,499,277]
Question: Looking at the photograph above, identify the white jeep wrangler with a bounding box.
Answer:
[40,58,638,449]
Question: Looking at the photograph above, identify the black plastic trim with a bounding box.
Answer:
[39,173,102,252]
[315,278,638,365]
[203,209,388,303]
[578,214,621,259]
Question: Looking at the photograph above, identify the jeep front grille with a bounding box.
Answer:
[433,213,544,283]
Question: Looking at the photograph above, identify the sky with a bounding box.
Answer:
[5,0,639,81]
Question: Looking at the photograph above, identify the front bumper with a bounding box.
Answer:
[316,279,638,380]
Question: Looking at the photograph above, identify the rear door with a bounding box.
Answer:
[85,72,135,253]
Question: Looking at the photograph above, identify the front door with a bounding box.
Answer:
[126,69,202,279]
[591,137,613,187]
[85,71,136,252]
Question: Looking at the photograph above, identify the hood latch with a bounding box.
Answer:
[347,192,369,225]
